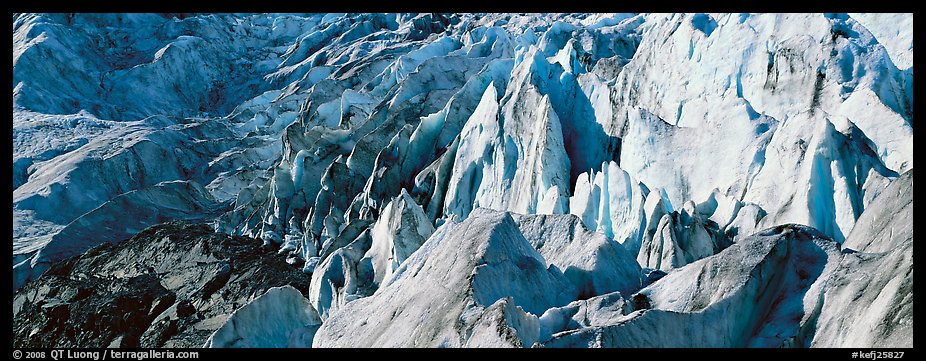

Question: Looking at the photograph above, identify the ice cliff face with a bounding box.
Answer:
[12,12,913,348]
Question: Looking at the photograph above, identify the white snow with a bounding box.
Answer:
[848,13,913,70]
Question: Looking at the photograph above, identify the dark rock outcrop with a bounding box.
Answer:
[12,221,312,348]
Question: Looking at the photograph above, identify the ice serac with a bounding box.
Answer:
[12,12,317,290]
[463,297,541,348]
[841,170,912,254]
[308,226,374,321]
[205,286,322,348]
[444,48,573,221]
[362,189,435,287]
[221,15,506,265]
[636,200,728,272]
[512,213,642,298]
[313,209,577,348]
[611,13,912,242]
[568,161,649,255]
[722,202,767,243]
[12,119,231,289]
[811,170,913,348]
[619,103,775,220]
[13,13,317,121]
[543,224,842,348]
[744,112,897,243]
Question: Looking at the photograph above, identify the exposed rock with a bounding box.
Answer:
[12,222,312,348]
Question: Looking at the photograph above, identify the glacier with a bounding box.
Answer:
[12,12,913,348]
[205,285,322,348]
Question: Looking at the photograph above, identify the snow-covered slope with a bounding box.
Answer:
[848,13,914,71]
[12,12,913,348]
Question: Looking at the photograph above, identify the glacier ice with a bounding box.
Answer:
[11,12,913,349]
[512,213,642,298]
[568,161,649,255]
[443,51,576,221]
[205,286,322,348]
[636,200,726,271]
[847,13,913,70]
[536,291,628,343]
[312,209,576,347]
[308,220,374,320]
[543,224,843,348]
[743,111,897,243]
[362,189,434,287]
[810,170,913,347]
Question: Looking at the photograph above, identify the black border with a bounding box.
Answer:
[7,347,919,358]
[8,0,919,14]
[8,2,919,358]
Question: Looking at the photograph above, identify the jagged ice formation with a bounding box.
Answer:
[12,13,913,348]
